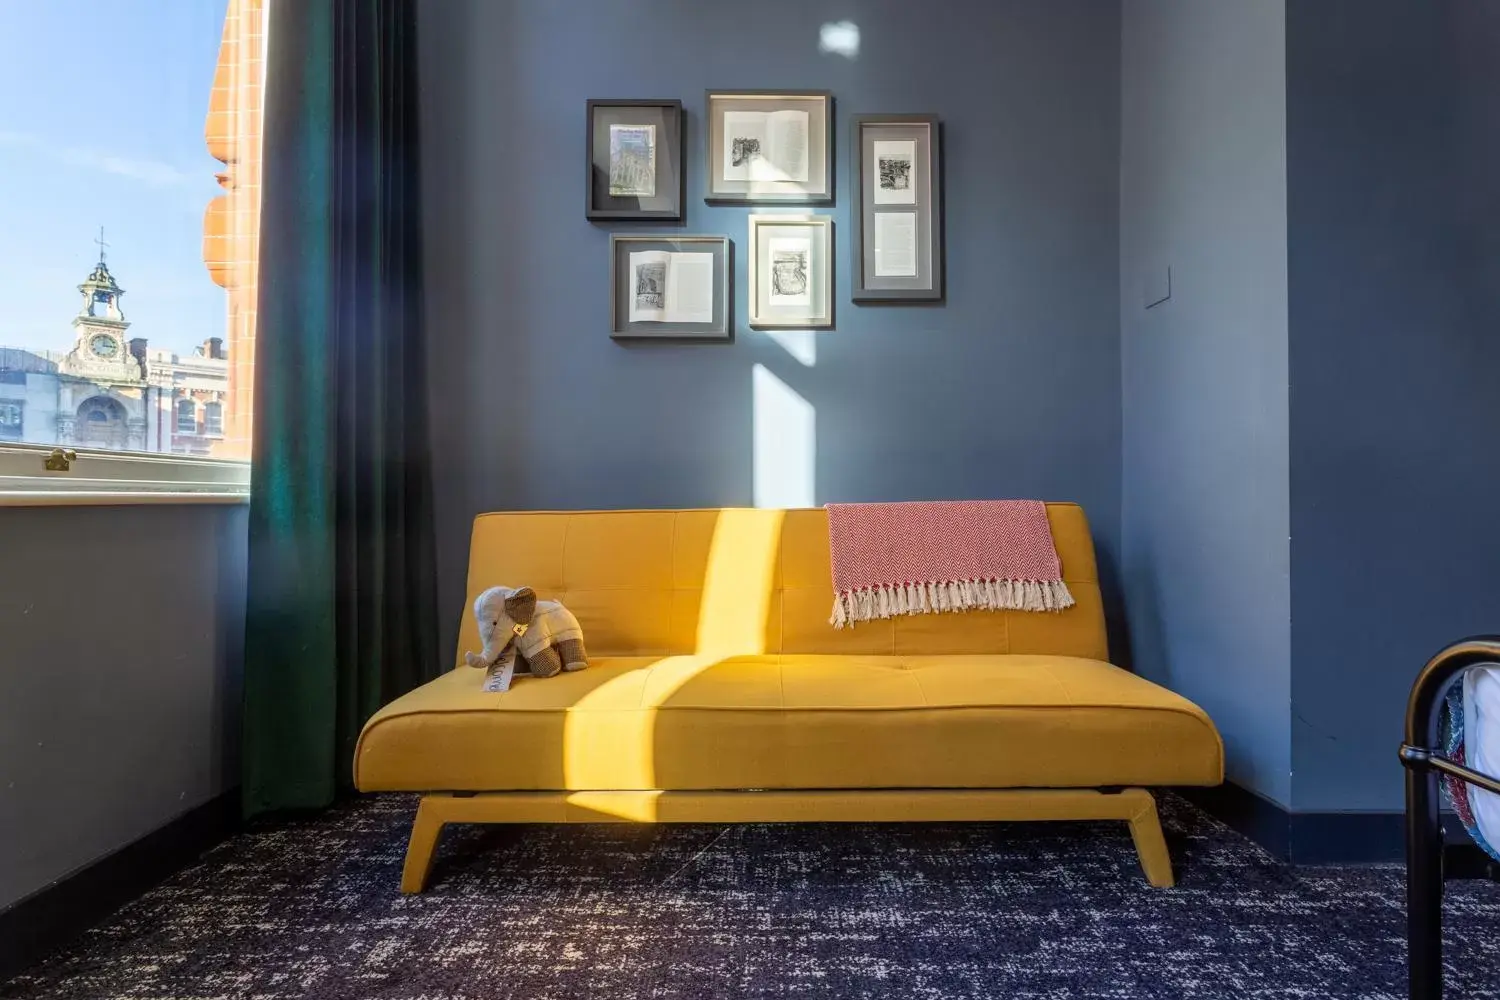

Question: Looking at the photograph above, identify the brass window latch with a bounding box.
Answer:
[44,448,78,472]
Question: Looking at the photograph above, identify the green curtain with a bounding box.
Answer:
[243,0,439,816]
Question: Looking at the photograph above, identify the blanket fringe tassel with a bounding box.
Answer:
[829,578,1076,629]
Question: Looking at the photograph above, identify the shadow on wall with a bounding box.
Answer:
[212,504,251,789]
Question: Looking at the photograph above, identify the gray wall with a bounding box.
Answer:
[1287,0,1500,811]
[417,0,1124,660]
[0,505,246,910]
[1120,1,1291,805]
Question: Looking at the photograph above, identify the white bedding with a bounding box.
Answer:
[1463,665,1500,847]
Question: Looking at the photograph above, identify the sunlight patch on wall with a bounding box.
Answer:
[763,330,817,367]
[753,363,815,509]
[819,21,860,59]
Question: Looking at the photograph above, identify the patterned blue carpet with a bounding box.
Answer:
[4,794,1499,999]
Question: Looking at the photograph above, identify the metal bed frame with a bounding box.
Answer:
[1400,637,1500,1000]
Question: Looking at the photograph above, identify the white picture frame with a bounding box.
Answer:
[747,214,834,329]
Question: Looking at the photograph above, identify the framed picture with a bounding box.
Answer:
[610,235,732,339]
[747,214,833,329]
[850,115,943,302]
[705,90,833,204]
[587,100,685,221]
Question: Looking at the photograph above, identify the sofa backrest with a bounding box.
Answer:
[455,504,1107,666]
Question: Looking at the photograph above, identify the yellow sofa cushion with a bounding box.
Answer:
[354,654,1223,793]
[450,505,1108,664]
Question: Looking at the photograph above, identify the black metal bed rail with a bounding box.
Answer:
[1399,636,1500,1000]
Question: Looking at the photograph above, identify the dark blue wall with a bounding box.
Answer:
[1120,1,1290,806]
[0,504,246,910]
[1287,0,1500,811]
[416,0,1123,660]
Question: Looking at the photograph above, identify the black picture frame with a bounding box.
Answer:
[610,235,733,340]
[586,99,685,221]
[850,114,944,302]
[705,89,834,205]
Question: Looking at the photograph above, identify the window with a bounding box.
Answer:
[0,0,263,500]
[177,398,198,434]
[0,402,21,439]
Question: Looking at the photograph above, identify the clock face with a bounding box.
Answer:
[90,334,118,359]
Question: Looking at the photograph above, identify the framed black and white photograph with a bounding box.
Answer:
[610,235,732,339]
[706,90,833,204]
[747,215,833,329]
[851,115,943,301]
[587,100,685,221]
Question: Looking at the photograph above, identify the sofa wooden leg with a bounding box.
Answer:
[1127,794,1175,888]
[400,797,446,894]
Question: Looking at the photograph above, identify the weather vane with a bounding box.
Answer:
[94,227,109,265]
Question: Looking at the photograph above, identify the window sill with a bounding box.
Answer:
[0,491,248,507]
[0,444,250,506]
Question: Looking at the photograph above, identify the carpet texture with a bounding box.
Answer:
[4,794,1498,999]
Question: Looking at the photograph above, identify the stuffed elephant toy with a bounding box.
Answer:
[464,586,587,686]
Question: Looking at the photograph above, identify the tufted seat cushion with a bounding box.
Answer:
[355,652,1222,793]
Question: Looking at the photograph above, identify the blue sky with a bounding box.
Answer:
[0,0,229,357]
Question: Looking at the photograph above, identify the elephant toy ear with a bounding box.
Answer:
[504,586,537,625]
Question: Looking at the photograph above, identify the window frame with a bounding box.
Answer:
[0,400,22,439]
[0,0,264,504]
[176,397,199,434]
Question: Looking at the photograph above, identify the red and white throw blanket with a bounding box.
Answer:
[826,500,1074,628]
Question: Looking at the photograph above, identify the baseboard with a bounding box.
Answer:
[1288,809,1407,864]
[1181,782,1468,864]
[0,789,240,983]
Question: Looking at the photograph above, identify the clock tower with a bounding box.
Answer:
[61,234,144,383]
[55,234,150,450]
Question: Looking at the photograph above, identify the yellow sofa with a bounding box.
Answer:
[355,505,1223,892]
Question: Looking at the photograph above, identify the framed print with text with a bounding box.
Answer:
[610,235,732,339]
[850,115,943,301]
[587,99,685,221]
[747,214,833,329]
[706,90,833,204]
